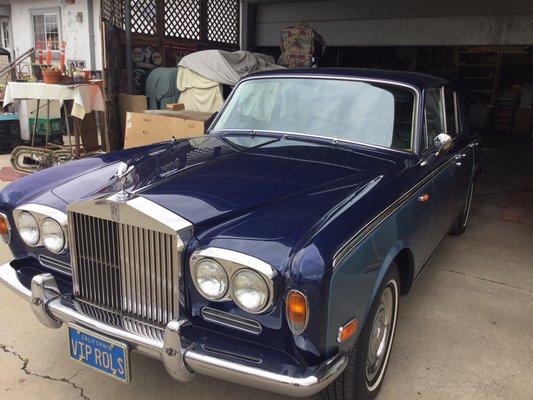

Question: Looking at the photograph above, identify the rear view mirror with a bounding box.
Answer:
[434,133,453,156]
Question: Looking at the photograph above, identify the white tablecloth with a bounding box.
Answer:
[2,82,105,119]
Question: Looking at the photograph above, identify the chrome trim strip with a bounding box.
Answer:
[210,74,422,155]
[190,247,277,313]
[14,204,68,225]
[0,263,347,397]
[333,145,471,267]
[38,255,71,274]
[201,307,262,335]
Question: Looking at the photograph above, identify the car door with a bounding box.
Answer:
[422,86,458,243]
[444,88,475,219]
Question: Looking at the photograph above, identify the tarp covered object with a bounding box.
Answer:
[177,67,224,113]
[145,67,180,110]
[178,50,283,86]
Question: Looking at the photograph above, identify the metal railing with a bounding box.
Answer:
[0,47,35,83]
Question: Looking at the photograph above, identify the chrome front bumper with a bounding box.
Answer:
[0,262,347,397]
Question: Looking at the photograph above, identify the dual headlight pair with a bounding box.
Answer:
[15,207,68,254]
[191,249,275,314]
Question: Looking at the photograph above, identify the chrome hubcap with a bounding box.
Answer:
[366,286,394,383]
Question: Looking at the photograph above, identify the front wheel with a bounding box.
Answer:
[321,264,400,400]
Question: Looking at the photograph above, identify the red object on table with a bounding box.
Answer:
[46,37,52,65]
[37,41,43,64]
[60,41,66,72]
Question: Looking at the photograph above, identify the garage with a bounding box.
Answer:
[0,0,532,399]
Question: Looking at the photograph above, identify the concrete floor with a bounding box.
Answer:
[0,138,532,400]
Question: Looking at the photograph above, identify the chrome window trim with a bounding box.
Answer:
[332,144,471,268]
[209,74,422,155]
[190,247,276,314]
[454,91,461,133]
[0,211,11,244]
[441,86,448,134]
[13,204,68,253]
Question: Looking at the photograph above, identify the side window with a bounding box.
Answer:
[424,87,445,149]
[444,88,457,136]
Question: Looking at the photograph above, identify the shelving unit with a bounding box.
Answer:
[454,49,502,107]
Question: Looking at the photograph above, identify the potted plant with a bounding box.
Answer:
[41,66,62,84]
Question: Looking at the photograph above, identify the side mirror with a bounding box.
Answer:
[434,133,453,156]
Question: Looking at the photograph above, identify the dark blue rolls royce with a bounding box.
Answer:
[0,69,478,399]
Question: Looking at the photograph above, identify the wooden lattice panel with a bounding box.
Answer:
[131,0,157,35]
[207,0,239,45]
[164,0,201,40]
[101,0,124,28]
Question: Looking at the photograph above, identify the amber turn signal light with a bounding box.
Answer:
[337,318,358,343]
[286,289,308,335]
[0,213,10,243]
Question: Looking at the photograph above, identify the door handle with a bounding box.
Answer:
[454,154,464,166]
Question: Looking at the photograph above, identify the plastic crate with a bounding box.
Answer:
[28,117,63,139]
[0,115,22,153]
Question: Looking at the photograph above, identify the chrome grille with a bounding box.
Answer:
[69,211,180,325]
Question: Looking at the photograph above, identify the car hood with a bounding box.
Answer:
[52,135,400,235]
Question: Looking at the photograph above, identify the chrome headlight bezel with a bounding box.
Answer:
[190,248,276,314]
[13,204,68,253]
[230,268,270,314]
[41,217,67,254]
[18,211,40,246]
[192,257,229,300]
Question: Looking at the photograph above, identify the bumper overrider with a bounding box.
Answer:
[0,262,347,397]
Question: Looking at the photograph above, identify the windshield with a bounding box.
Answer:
[212,78,416,151]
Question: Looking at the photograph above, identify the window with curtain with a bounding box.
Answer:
[32,11,61,50]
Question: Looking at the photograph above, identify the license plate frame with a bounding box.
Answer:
[68,324,130,383]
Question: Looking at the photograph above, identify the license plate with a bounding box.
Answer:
[68,325,130,382]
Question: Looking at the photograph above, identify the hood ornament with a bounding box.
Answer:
[114,162,134,201]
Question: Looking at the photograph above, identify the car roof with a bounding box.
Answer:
[246,68,449,91]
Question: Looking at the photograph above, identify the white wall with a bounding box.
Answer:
[10,0,102,70]
[254,0,533,47]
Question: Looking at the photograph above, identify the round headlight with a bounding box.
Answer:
[41,218,65,253]
[231,269,269,313]
[18,212,39,246]
[194,258,228,300]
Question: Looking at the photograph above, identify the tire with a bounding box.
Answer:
[321,264,400,400]
[450,181,474,236]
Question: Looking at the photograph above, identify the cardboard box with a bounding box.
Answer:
[166,102,185,110]
[142,109,214,132]
[118,94,148,139]
[124,111,205,149]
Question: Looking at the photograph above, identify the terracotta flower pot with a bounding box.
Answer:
[42,69,62,84]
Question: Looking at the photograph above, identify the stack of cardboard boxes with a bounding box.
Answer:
[118,94,213,149]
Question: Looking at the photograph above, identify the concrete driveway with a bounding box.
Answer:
[0,139,532,400]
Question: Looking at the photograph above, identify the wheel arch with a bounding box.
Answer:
[393,247,415,296]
